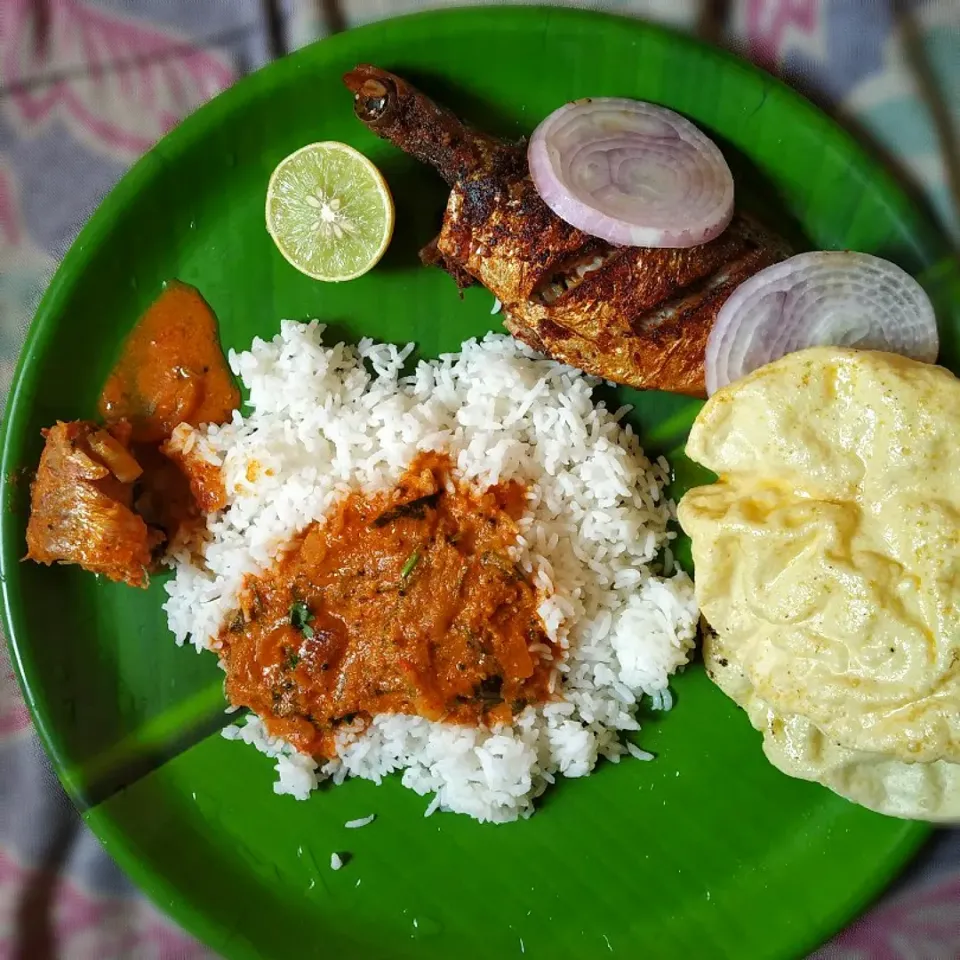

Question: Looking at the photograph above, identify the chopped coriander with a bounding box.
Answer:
[401,547,422,580]
[289,600,315,638]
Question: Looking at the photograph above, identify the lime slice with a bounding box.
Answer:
[265,142,394,282]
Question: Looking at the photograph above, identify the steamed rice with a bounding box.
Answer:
[165,321,698,822]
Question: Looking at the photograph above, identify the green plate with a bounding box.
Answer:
[3,7,958,960]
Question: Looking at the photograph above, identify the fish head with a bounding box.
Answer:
[343,64,404,130]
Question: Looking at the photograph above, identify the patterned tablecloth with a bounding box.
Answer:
[0,2,958,957]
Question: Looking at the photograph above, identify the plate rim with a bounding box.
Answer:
[0,5,939,958]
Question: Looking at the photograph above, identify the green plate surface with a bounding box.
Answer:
[3,7,958,960]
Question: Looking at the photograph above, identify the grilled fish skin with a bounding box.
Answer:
[344,65,789,396]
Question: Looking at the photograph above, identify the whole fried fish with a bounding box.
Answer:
[344,65,789,396]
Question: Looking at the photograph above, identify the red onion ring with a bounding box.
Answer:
[705,251,939,395]
[528,98,734,248]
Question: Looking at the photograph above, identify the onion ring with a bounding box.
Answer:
[528,98,734,248]
[705,251,938,395]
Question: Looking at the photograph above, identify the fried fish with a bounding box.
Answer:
[344,64,789,396]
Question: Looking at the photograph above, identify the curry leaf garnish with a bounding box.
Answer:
[401,547,422,580]
[476,674,504,705]
[289,600,315,638]
[372,492,441,528]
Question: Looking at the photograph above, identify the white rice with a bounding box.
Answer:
[626,742,655,762]
[164,321,698,823]
[330,853,344,871]
[344,815,376,829]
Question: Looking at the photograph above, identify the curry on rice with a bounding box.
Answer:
[220,451,559,757]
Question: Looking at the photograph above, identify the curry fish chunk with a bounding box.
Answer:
[25,420,159,587]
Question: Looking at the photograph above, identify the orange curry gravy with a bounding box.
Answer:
[100,281,239,545]
[99,280,239,443]
[218,452,561,758]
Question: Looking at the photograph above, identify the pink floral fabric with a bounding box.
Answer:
[1,0,235,158]
[0,2,957,958]
[819,867,960,960]
[0,842,208,960]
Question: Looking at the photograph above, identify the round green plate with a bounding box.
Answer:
[3,8,958,960]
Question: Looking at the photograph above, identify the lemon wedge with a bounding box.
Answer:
[265,141,394,282]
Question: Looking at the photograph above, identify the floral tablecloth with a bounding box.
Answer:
[1,2,958,957]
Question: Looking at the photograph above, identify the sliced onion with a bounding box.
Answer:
[528,98,734,248]
[705,251,939,395]
[88,429,142,483]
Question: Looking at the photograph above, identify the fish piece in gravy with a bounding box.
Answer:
[25,282,240,585]
[26,420,160,587]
